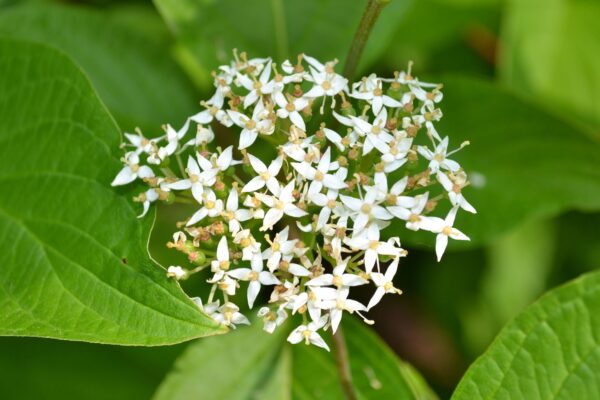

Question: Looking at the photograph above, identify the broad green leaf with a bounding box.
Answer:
[452,270,600,399]
[0,337,185,400]
[501,0,600,132]
[0,38,224,344]
[0,3,197,132]
[154,320,286,400]
[401,76,600,246]
[155,317,436,399]
[153,0,412,86]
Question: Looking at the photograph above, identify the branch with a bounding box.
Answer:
[343,0,391,79]
[332,327,357,400]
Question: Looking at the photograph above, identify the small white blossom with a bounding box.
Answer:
[287,316,330,351]
[167,265,186,280]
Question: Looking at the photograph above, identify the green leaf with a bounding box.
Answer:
[155,317,436,399]
[0,337,185,400]
[0,38,225,344]
[452,270,600,399]
[153,0,412,86]
[404,76,600,245]
[500,0,600,132]
[0,3,198,132]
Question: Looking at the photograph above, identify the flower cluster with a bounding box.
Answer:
[112,51,475,351]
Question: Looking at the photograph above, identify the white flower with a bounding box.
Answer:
[292,148,346,195]
[156,120,191,162]
[344,235,402,273]
[281,134,318,162]
[258,307,288,333]
[368,258,402,310]
[319,287,367,333]
[256,181,308,231]
[167,155,217,203]
[340,187,393,233]
[228,100,274,149]
[111,152,154,186]
[198,145,237,173]
[350,108,394,155]
[187,190,223,226]
[350,73,402,115]
[381,135,413,173]
[237,59,273,108]
[412,86,443,112]
[221,190,252,234]
[387,192,430,231]
[123,131,155,155]
[304,66,347,99]
[242,154,283,194]
[309,181,345,231]
[420,207,470,261]
[287,316,330,351]
[262,227,297,271]
[234,229,261,261]
[306,260,367,288]
[437,172,476,214]
[228,257,280,308]
[275,95,309,130]
[291,287,331,322]
[167,265,186,280]
[137,188,160,218]
[210,301,250,328]
[209,236,231,282]
[417,137,461,173]
[190,105,233,127]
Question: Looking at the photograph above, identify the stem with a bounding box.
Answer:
[332,327,357,400]
[343,0,391,79]
[271,0,288,62]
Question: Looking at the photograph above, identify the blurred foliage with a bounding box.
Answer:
[0,338,184,400]
[0,0,599,398]
[501,0,600,134]
[155,316,436,400]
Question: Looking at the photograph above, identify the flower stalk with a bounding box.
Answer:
[343,0,391,80]
[333,327,357,400]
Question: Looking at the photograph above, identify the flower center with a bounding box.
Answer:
[248,271,259,281]
[205,200,215,209]
[368,241,379,250]
[314,170,324,181]
[274,199,285,210]
[219,260,230,270]
[245,119,257,130]
[260,171,270,181]
[332,275,343,288]
[442,226,453,235]
[321,80,332,91]
[408,214,420,223]
[361,203,372,214]
[285,103,295,112]
[327,199,336,209]
[384,282,394,291]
